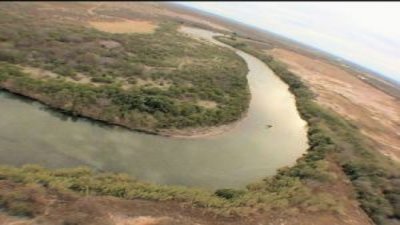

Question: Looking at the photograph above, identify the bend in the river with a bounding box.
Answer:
[0,27,308,190]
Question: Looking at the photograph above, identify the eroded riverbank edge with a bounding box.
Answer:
[0,85,250,139]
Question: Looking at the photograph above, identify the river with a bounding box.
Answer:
[0,27,308,190]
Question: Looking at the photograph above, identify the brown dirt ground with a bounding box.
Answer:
[107,2,230,32]
[197,100,218,109]
[268,48,400,161]
[83,2,228,33]
[0,175,373,225]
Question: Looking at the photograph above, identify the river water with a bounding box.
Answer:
[0,27,308,189]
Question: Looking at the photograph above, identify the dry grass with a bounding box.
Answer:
[19,66,103,87]
[19,65,175,91]
[268,48,400,161]
[67,73,101,86]
[89,20,158,34]
[18,65,104,89]
[136,78,172,90]
[20,65,58,79]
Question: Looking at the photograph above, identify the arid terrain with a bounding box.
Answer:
[1,2,399,225]
[0,174,373,225]
[269,48,400,161]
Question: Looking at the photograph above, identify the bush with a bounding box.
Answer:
[7,201,34,217]
[91,76,114,84]
[215,189,245,200]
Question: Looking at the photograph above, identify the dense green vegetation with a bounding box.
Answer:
[0,4,249,132]
[217,36,400,225]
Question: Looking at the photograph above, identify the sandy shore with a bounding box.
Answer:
[157,110,249,138]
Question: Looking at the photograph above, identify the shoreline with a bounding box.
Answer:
[158,109,249,138]
[0,86,249,139]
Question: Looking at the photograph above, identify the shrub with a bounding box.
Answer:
[215,189,245,200]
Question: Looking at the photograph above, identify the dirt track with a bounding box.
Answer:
[269,48,400,161]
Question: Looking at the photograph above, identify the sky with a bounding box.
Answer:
[176,2,400,83]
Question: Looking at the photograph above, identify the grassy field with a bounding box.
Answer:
[0,3,249,134]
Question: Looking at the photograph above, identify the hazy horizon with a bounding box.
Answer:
[176,2,400,83]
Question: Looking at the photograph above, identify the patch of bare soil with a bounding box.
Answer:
[161,9,230,32]
[160,119,241,139]
[111,2,230,32]
[136,78,172,90]
[82,2,230,32]
[268,48,400,161]
[67,73,97,86]
[19,65,102,87]
[197,100,218,109]
[89,20,158,34]
[108,215,173,225]
[20,66,59,79]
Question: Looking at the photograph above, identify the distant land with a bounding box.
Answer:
[167,2,400,99]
